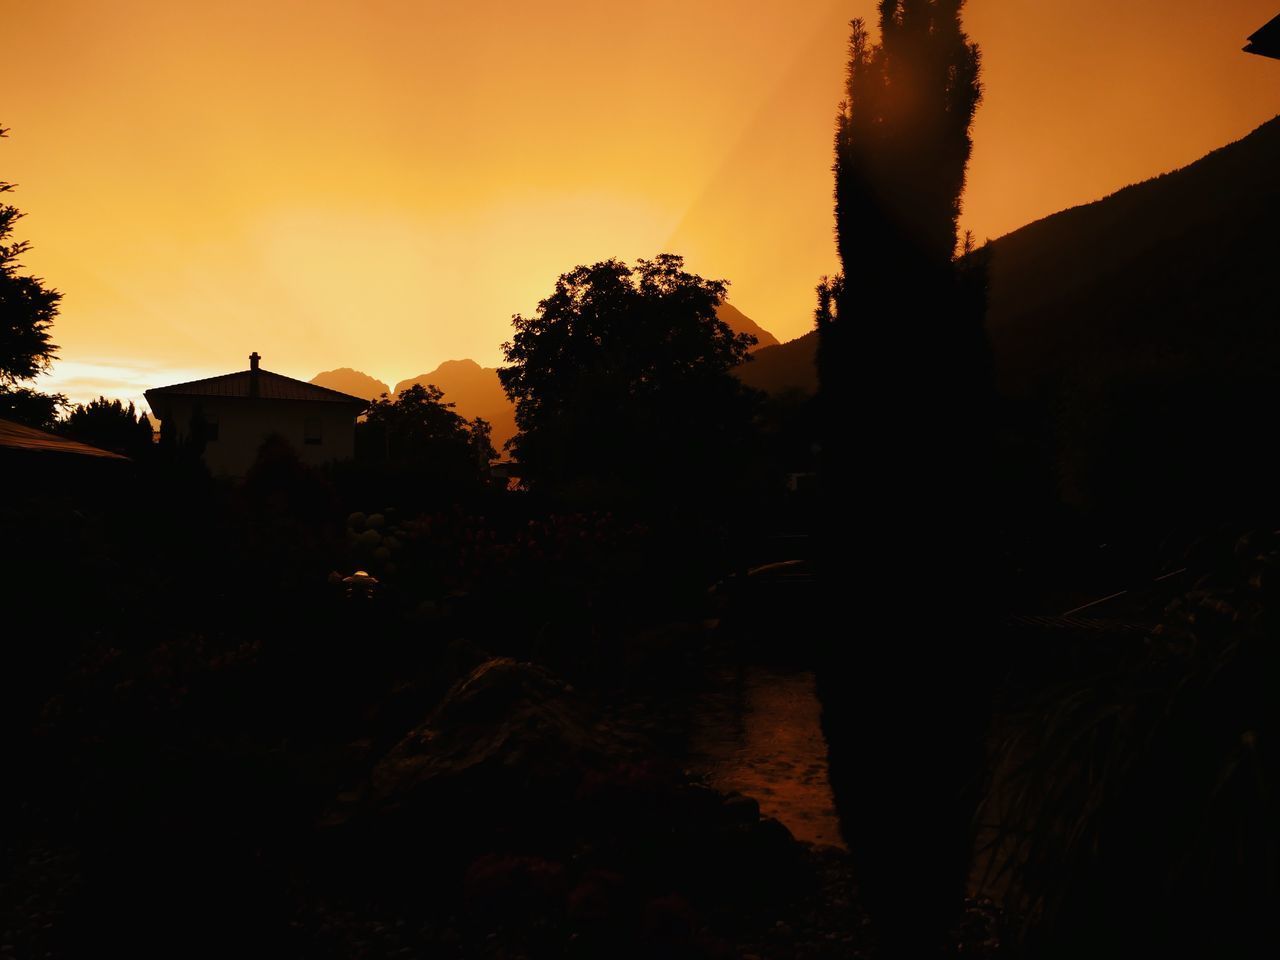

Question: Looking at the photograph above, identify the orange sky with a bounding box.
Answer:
[4,0,1279,408]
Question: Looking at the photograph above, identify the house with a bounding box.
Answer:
[488,458,524,491]
[145,352,367,476]
[0,417,130,462]
[1245,13,1280,59]
[1,415,131,499]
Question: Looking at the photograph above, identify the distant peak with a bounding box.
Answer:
[309,367,392,401]
[716,302,780,350]
[314,366,370,376]
[431,358,485,373]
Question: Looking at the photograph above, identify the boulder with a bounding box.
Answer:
[328,658,639,854]
[322,658,810,911]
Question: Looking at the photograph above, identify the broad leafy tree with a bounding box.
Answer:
[358,383,494,475]
[498,254,759,504]
[0,124,64,427]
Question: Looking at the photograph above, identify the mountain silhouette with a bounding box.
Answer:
[985,114,1280,398]
[391,359,519,450]
[734,115,1280,417]
[310,367,391,401]
[377,303,778,452]
[984,113,1280,518]
[717,302,779,350]
[977,115,1280,527]
[736,330,818,395]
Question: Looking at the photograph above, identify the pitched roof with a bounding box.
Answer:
[0,417,129,460]
[145,368,367,407]
[1245,13,1280,59]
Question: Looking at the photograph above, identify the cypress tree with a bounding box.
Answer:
[824,0,984,445]
[815,4,993,957]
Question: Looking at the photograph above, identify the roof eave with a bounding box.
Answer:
[143,390,366,410]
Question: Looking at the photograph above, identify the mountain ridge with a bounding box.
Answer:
[729,114,1280,403]
[309,367,391,401]
[313,303,780,450]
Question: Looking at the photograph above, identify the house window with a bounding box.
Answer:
[304,417,322,445]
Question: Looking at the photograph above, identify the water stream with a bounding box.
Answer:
[685,665,845,849]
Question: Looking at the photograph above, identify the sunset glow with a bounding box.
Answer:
[7,5,1280,953]
[4,0,1279,407]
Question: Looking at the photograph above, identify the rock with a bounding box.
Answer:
[676,782,726,823]
[329,658,638,853]
[722,791,761,824]
[463,854,568,917]
[641,893,697,944]
[566,869,627,924]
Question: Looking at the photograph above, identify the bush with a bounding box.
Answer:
[983,528,1280,958]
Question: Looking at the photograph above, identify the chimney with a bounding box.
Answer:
[249,351,260,397]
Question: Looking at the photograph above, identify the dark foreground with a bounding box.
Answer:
[3,461,1276,958]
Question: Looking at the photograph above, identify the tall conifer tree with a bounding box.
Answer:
[822,0,983,427]
[815,5,992,957]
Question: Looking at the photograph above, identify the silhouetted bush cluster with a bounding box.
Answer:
[58,396,154,458]
[984,528,1280,958]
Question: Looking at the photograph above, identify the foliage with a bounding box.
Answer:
[818,1,992,532]
[344,507,644,595]
[812,8,993,956]
[982,530,1280,958]
[61,396,154,457]
[341,384,496,507]
[0,123,64,425]
[336,505,684,684]
[242,433,339,521]
[821,1,986,437]
[834,3,982,276]
[233,434,346,583]
[357,384,491,469]
[0,383,65,430]
[498,254,760,504]
[361,383,494,468]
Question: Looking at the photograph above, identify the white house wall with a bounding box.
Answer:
[160,398,356,476]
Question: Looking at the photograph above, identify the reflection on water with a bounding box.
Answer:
[687,666,845,849]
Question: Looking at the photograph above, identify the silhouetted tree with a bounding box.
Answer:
[61,397,154,458]
[346,384,495,507]
[498,254,759,506]
[238,433,342,573]
[814,5,993,958]
[0,124,64,427]
[0,386,63,430]
[823,1,984,403]
[360,384,494,466]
